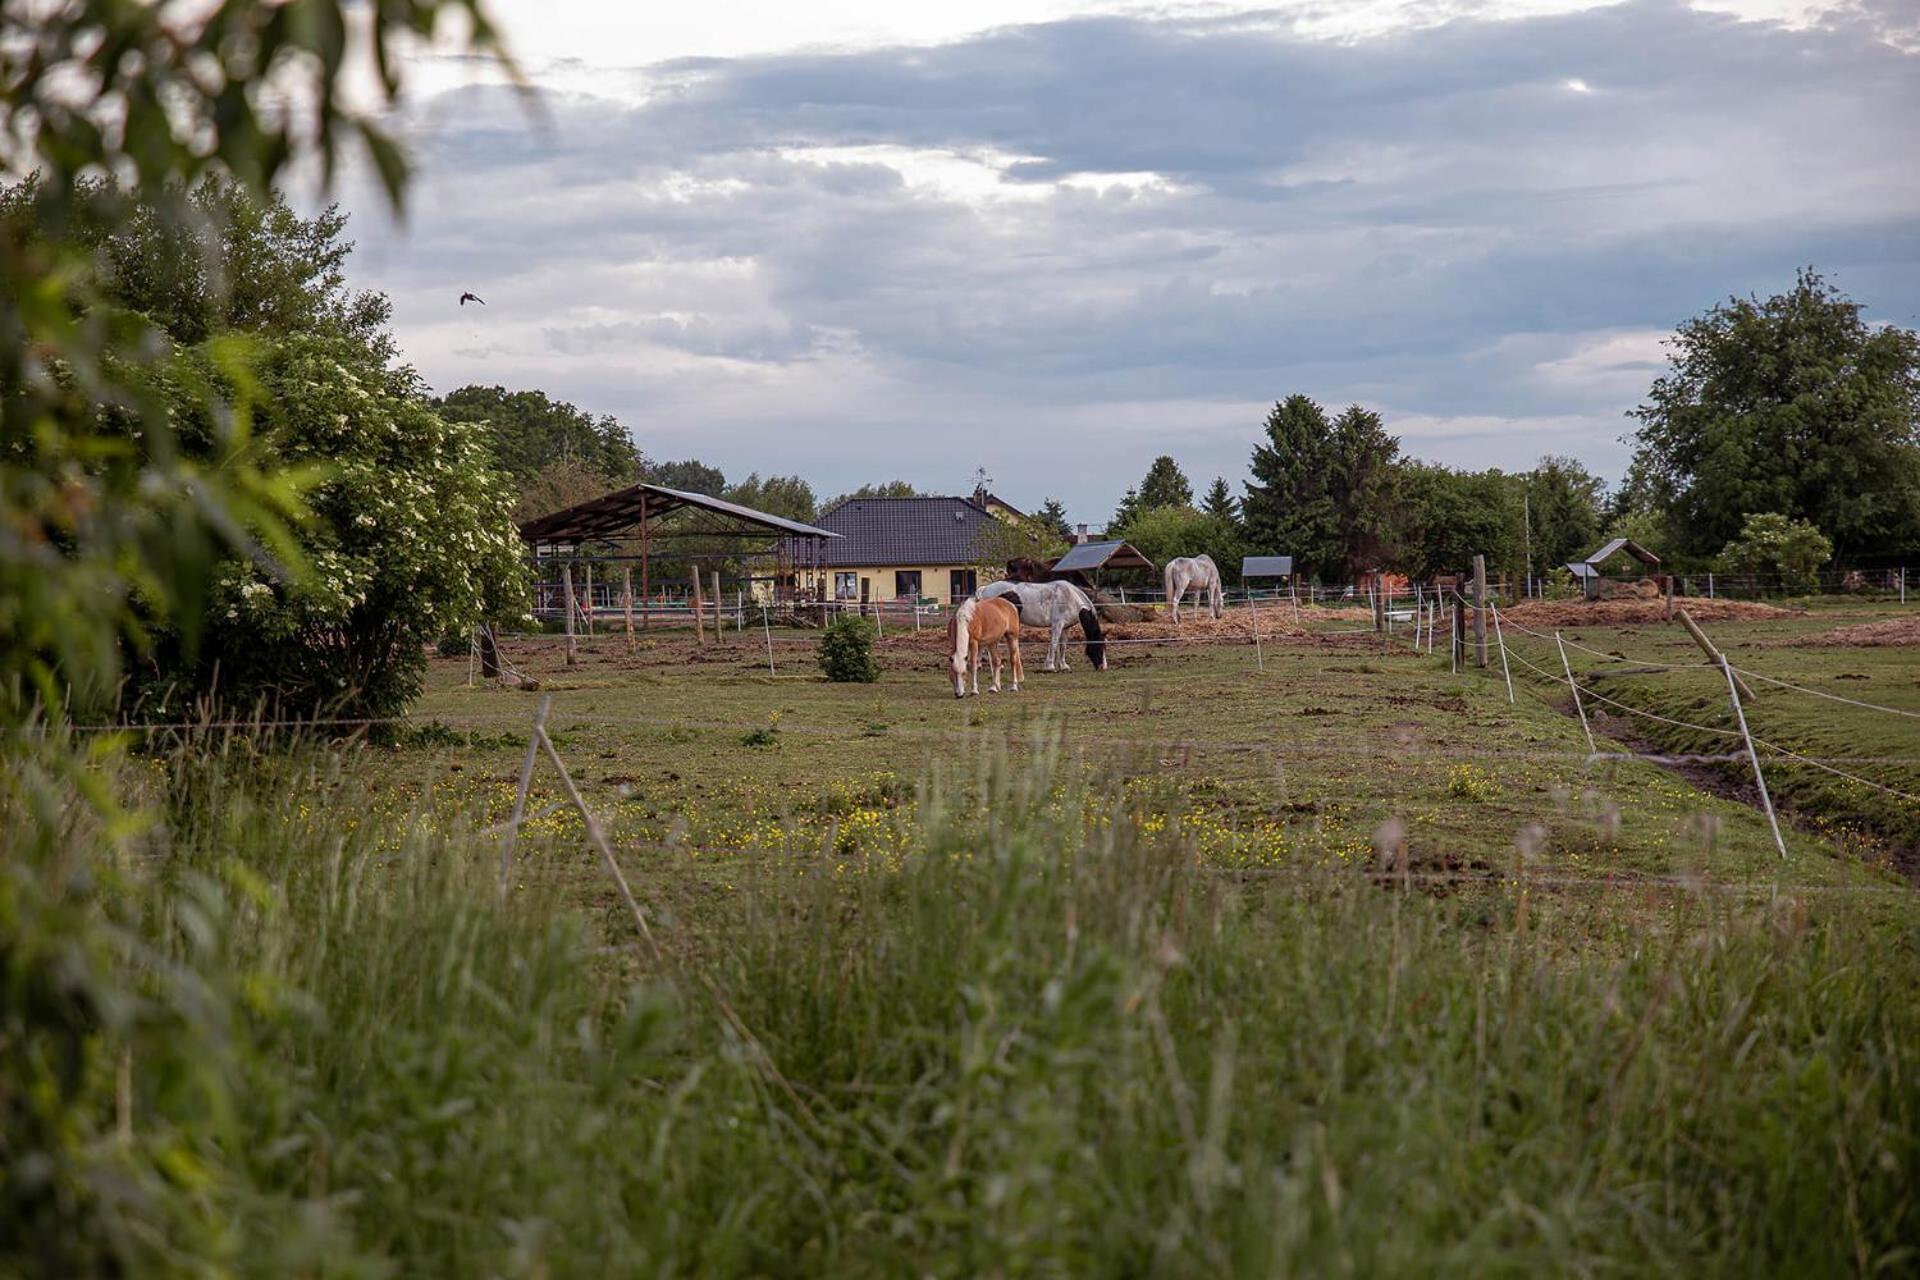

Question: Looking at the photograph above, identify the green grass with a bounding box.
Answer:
[10,612,1918,1275]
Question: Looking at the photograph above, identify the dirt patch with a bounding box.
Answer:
[1500,598,1798,628]
[1792,615,1920,648]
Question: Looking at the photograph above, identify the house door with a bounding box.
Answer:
[950,568,977,603]
[859,577,871,616]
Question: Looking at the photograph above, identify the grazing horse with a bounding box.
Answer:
[947,596,1024,698]
[1164,554,1224,623]
[977,580,1108,671]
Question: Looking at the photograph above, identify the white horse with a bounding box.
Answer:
[976,579,1108,671]
[1164,554,1223,623]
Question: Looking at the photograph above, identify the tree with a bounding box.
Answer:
[1120,506,1246,586]
[649,458,728,496]
[1201,477,1239,524]
[1035,497,1074,542]
[823,480,922,512]
[1627,269,1920,563]
[1327,406,1402,581]
[1111,488,1142,533]
[1242,396,1340,579]
[1523,456,1605,577]
[726,473,817,524]
[1394,464,1521,581]
[1716,513,1835,593]
[1136,455,1194,511]
[435,386,643,496]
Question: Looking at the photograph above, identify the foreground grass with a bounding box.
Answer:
[9,731,1918,1276]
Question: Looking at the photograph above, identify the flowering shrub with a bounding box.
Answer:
[140,336,527,720]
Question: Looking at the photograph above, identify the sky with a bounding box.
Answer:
[332,0,1920,522]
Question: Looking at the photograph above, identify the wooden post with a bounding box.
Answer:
[1676,609,1755,702]
[1720,657,1787,859]
[1472,554,1489,668]
[1251,590,1265,672]
[690,568,706,645]
[762,604,776,675]
[1491,604,1515,704]
[562,564,578,667]
[1663,574,1674,622]
[1289,576,1300,625]
[622,567,635,649]
[1556,632,1595,752]
[583,563,594,635]
[712,571,724,642]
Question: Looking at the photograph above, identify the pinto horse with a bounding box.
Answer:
[977,580,1107,671]
[1164,554,1224,623]
[947,596,1024,698]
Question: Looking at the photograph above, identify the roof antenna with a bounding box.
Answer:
[971,467,992,502]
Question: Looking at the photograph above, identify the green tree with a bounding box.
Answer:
[1524,456,1605,577]
[1119,506,1246,584]
[824,480,922,512]
[435,385,643,496]
[1716,513,1835,593]
[726,473,817,524]
[649,458,728,496]
[1394,464,1521,582]
[1627,269,1920,563]
[1242,396,1340,579]
[1135,455,1194,511]
[1035,497,1074,542]
[1201,476,1239,524]
[1328,405,1402,581]
[1111,487,1142,533]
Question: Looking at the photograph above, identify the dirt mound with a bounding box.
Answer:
[1499,598,1797,628]
[1797,615,1920,648]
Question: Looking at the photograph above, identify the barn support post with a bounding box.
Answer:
[639,491,651,630]
[622,568,635,649]
[1472,555,1489,668]
[562,563,579,667]
[712,571,725,643]
[690,568,706,645]
[583,563,594,635]
[1720,657,1788,859]
[1556,632,1595,752]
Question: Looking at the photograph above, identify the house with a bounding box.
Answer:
[807,493,1033,606]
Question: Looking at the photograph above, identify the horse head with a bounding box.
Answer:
[1078,605,1108,670]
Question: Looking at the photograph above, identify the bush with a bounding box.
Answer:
[817,616,879,683]
[1715,513,1834,593]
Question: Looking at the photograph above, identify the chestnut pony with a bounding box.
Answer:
[946,596,1024,698]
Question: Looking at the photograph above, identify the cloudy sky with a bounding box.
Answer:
[337,0,1920,521]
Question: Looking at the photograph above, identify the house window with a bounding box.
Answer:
[894,570,922,600]
[950,568,977,602]
[834,572,857,599]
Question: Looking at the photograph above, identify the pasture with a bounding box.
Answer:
[89,601,1920,1274]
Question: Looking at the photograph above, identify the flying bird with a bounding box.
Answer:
[459,292,485,306]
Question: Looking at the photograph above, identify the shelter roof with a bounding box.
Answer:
[1565,561,1600,579]
[1052,539,1156,573]
[519,482,838,544]
[1582,537,1659,568]
[1241,555,1295,578]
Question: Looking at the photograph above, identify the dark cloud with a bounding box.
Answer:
[341,0,1920,517]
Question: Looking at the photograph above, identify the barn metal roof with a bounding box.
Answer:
[1582,537,1659,568]
[518,482,839,544]
[1240,555,1294,578]
[1052,539,1156,573]
[1565,561,1600,579]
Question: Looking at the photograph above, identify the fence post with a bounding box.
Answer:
[712,571,725,642]
[1472,555,1488,668]
[1556,631,1594,752]
[1251,591,1265,672]
[1720,657,1788,860]
[1491,604,1515,704]
[690,568,706,645]
[562,563,579,667]
[1707,571,1714,600]
[762,605,776,675]
[1902,567,1907,604]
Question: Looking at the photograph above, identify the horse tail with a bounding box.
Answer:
[1079,607,1107,669]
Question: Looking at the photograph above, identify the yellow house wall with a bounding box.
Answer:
[831,565,979,603]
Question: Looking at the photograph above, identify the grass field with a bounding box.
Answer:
[26,601,1920,1275]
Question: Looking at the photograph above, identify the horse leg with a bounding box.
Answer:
[970,636,981,695]
[1049,618,1064,671]
[1010,634,1023,691]
[986,641,1002,693]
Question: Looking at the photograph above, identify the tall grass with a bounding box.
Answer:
[6,731,1917,1275]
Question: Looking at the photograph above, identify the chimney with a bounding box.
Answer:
[1074,523,1090,545]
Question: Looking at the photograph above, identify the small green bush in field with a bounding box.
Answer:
[817,616,879,683]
